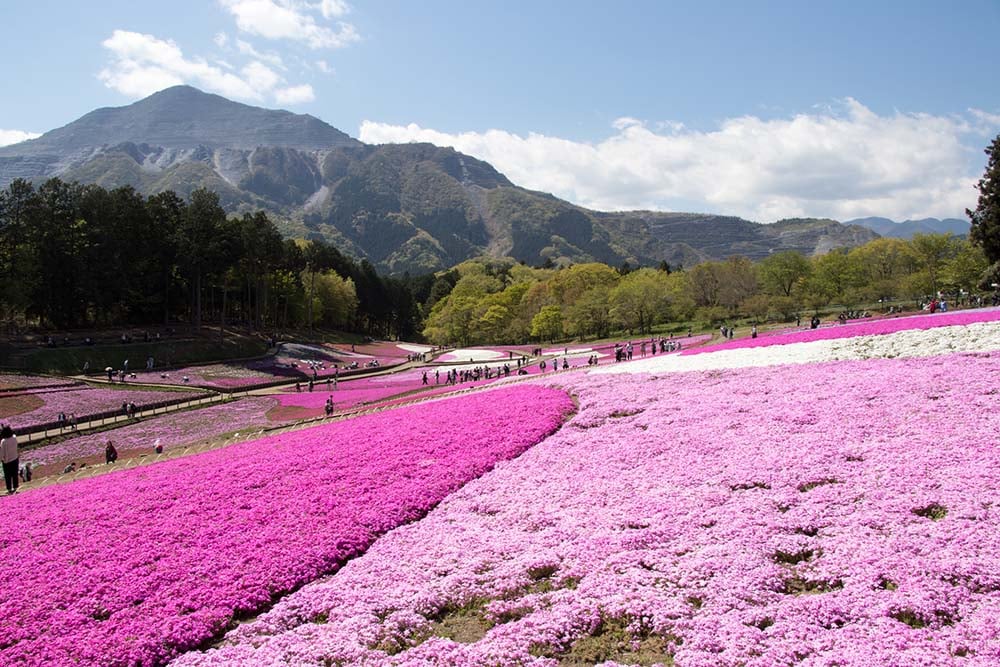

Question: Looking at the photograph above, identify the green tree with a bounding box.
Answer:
[0,179,38,320]
[942,239,988,294]
[758,251,810,297]
[530,305,563,341]
[547,262,619,305]
[717,256,758,311]
[145,190,186,325]
[29,179,87,327]
[908,233,959,295]
[802,250,863,308]
[176,188,228,330]
[609,268,671,334]
[477,303,512,342]
[309,270,358,328]
[968,134,1000,264]
[686,261,724,308]
[848,237,917,302]
[564,286,612,339]
[234,211,284,329]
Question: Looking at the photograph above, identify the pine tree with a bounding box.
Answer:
[968,135,1000,264]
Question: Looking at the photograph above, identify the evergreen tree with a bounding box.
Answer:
[968,135,1000,264]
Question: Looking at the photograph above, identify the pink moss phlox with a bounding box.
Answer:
[685,308,1000,355]
[3,386,204,430]
[0,385,573,667]
[176,351,1000,666]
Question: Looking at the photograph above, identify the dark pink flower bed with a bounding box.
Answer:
[0,385,573,667]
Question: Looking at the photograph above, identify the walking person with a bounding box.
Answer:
[105,440,118,464]
[1,425,19,495]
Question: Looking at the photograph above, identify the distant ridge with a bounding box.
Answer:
[0,86,882,274]
[845,216,970,239]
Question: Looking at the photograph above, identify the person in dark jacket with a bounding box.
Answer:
[1,425,19,495]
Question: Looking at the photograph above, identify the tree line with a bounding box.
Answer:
[4,133,999,345]
[421,234,992,345]
[0,178,423,338]
[424,134,1000,346]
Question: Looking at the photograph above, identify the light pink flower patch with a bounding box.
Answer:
[2,385,205,430]
[685,307,1000,355]
[0,374,80,390]
[23,397,280,469]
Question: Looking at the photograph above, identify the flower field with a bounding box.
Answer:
[269,362,560,419]
[270,384,426,418]
[596,316,1000,376]
[0,386,573,667]
[0,373,80,391]
[172,320,1000,666]
[22,397,280,470]
[684,308,1000,356]
[129,342,409,390]
[0,385,205,430]
[130,363,281,389]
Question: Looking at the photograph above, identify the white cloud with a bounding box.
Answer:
[359,100,1000,221]
[318,0,349,19]
[235,39,285,69]
[0,129,41,147]
[214,31,229,48]
[315,59,333,74]
[99,29,314,107]
[220,0,360,49]
[274,84,315,105]
[969,108,1000,135]
[99,30,259,99]
[241,61,281,91]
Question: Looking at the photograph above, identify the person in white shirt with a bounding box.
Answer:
[1,425,19,495]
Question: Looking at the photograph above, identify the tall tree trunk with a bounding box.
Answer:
[307,269,315,330]
[220,286,226,341]
[193,271,202,331]
[163,271,170,327]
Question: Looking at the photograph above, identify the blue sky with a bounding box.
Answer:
[2,1,999,221]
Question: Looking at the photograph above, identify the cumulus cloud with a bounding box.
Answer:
[360,100,1000,221]
[235,39,286,69]
[99,30,258,99]
[274,84,315,104]
[0,129,41,147]
[99,30,313,106]
[318,0,349,19]
[220,0,359,49]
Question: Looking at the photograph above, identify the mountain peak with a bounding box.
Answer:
[0,86,360,156]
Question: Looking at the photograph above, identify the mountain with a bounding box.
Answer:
[0,86,879,274]
[845,216,970,239]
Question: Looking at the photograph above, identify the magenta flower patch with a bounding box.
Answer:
[0,385,573,667]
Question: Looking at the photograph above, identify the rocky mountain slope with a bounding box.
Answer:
[0,86,879,274]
